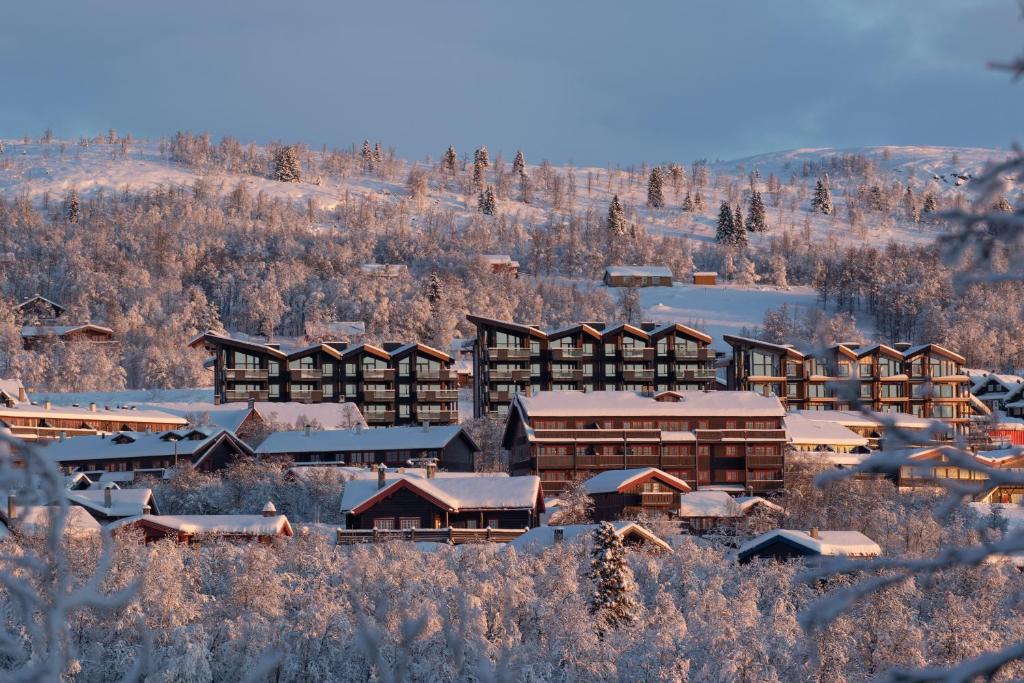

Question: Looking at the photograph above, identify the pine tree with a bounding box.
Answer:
[589,522,639,632]
[373,142,383,163]
[747,190,768,232]
[273,146,301,182]
[811,176,833,215]
[607,195,627,237]
[474,146,490,168]
[733,204,745,233]
[442,146,457,174]
[426,272,443,321]
[512,150,526,178]
[646,167,665,208]
[361,139,373,171]
[922,192,938,215]
[472,158,486,188]
[478,185,497,215]
[716,202,735,243]
[64,189,80,224]
[681,192,694,212]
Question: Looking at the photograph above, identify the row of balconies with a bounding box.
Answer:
[224,367,457,382]
[491,347,715,362]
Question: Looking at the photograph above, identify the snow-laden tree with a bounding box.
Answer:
[811,176,833,215]
[549,479,594,524]
[588,522,640,633]
[441,145,457,174]
[647,167,665,208]
[747,189,768,232]
[512,149,526,178]
[474,146,489,168]
[273,145,301,182]
[716,201,735,243]
[606,194,627,237]
[478,185,497,215]
[63,188,80,224]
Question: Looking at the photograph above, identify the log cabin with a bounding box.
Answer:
[581,467,692,521]
[111,504,293,544]
[603,265,673,287]
[737,528,881,563]
[509,521,673,553]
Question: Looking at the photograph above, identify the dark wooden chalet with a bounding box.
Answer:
[737,528,881,564]
[581,467,691,521]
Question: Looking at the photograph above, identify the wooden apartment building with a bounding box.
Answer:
[501,389,788,495]
[190,332,458,426]
[725,336,975,431]
[468,316,717,419]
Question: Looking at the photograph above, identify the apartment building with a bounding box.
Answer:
[501,389,787,495]
[468,316,717,418]
[189,332,458,426]
[724,336,975,430]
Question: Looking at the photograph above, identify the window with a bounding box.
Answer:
[399,384,410,397]
[750,350,780,377]
[604,342,616,354]
[880,384,903,399]
[269,384,280,398]
[345,384,357,397]
[232,351,261,369]
[860,383,872,399]
[879,356,900,377]
[724,470,742,482]
[656,338,668,355]
[398,358,410,376]
[531,363,541,376]
[605,363,616,377]
[344,363,356,376]
[399,405,410,417]
[724,445,738,456]
[932,404,954,418]
[465,519,478,529]
[787,384,799,398]
[859,362,873,378]
[322,384,333,398]
[323,362,334,376]
[268,361,280,376]
[399,517,418,530]
[837,362,851,378]
[487,518,501,529]
[373,518,395,530]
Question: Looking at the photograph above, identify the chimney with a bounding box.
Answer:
[142,504,151,515]
[248,397,255,410]
[89,402,97,412]
[377,464,386,489]
[261,501,277,517]
[104,486,113,509]
[303,424,312,437]
[809,527,819,539]
[43,400,51,410]
[553,528,564,544]
[59,431,66,442]
[17,386,27,403]
[7,493,15,520]
[426,462,437,479]
[422,421,431,432]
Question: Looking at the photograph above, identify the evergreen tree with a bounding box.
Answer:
[811,176,833,215]
[442,146,457,174]
[716,202,735,243]
[273,146,301,182]
[646,167,665,208]
[64,189,80,224]
[733,204,744,233]
[903,187,918,222]
[478,185,497,215]
[607,195,627,237]
[512,150,526,178]
[995,195,1013,213]
[747,190,768,232]
[472,158,486,188]
[922,192,938,215]
[474,146,490,168]
[361,139,373,171]
[373,142,383,163]
[681,192,694,212]
[768,252,788,288]
[589,522,639,633]
[692,190,705,212]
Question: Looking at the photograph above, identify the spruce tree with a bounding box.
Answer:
[681,192,694,212]
[692,190,705,212]
[512,150,526,178]
[273,146,301,182]
[373,142,383,163]
[716,201,735,243]
[478,185,497,215]
[606,195,627,237]
[995,195,1014,213]
[589,522,639,632]
[64,189,80,224]
[733,204,744,233]
[747,190,767,232]
[922,192,938,215]
[361,139,373,171]
[811,176,833,215]
[442,146,457,174]
[474,146,490,168]
[647,167,665,208]
[472,158,486,188]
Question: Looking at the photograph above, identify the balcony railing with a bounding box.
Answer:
[622,369,655,381]
[551,369,583,381]
[640,492,677,506]
[677,368,717,380]
[621,348,654,361]
[693,429,788,442]
[416,369,457,381]
[488,391,519,402]
[289,368,323,381]
[290,389,324,402]
[224,368,268,381]
[549,347,585,360]
[224,389,269,401]
[674,348,713,361]
[490,369,531,382]
[363,390,396,401]
[417,389,459,401]
[364,411,396,423]
[363,368,396,381]
[487,347,531,361]
[414,410,459,423]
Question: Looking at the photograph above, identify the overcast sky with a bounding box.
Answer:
[2,1,1022,165]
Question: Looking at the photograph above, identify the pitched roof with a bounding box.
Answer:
[110,513,293,537]
[513,390,785,418]
[722,334,805,358]
[65,488,158,518]
[738,529,881,559]
[581,468,691,494]
[677,491,782,517]
[41,428,250,464]
[256,424,473,456]
[604,265,673,278]
[21,323,113,338]
[8,505,102,536]
[0,402,186,427]
[15,295,66,313]
[792,409,932,430]
[340,473,541,514]
[508,521,672,553]
[784,414,869,447]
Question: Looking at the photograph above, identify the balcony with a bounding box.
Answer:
[640,492,677,506]
[224,389,269,401]
[289,368,323,381]
[694,429,788,442]
[362,368,396,381]
[490,369,531,382]
[677,368,717,381]
[674,348,713,361]
[417,389,459,401]
[224,368,268,381]
[536,454,576,468]
[621,348,654,361]
[414,410,459,423]
[290,389,324,402]
[622,369,655,381]
[363,390,396,401]
[364,411,396,424]
[488,391,519,402]
[551,369,584,382]
[488,347,531,361]
[550,347,585,360]
[416,369,457,381]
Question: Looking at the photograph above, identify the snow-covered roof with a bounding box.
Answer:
[315,321,366,339]
[41,428,247,463]
[129,402,254,431]
[257,424,470,456]
[65,488,157,518]
[513,390,785,418]
[784,414,869,447]
[10,505,102,536]
[604,265,673,278]
[340,473,540,514]
[738,529,881,559]
[21,323,113,338]
[0,401,186,427]
[678,491,782,517]
[581,468,690,494]
[508,521,672,553]
[15,294,65,313]
[481,254,519,266]
[792,409,932,430]
[0,378,26,403]
[110,513,293,537]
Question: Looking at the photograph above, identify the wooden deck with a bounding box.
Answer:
[335,527,528,545]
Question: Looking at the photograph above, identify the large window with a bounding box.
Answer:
[232,351,261,369]
[373,518,395,530]
[930,358,959,377]
[880,384,903,399]
[493,331,522,348]
[750,350,780,377]
[879,356,901,377]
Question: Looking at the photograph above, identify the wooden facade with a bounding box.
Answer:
[0,402,186,442]
[469,316,717,419]
[603,266,673,288]
[584,469,692,522]
[191,333,458,426]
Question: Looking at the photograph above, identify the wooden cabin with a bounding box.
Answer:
[581,467,691,521]
[737,528,881,563]
[603,265,673,288]
[111,505,293,544]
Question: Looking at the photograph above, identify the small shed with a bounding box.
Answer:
[603,265,674,288]
[693,271,718,286]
